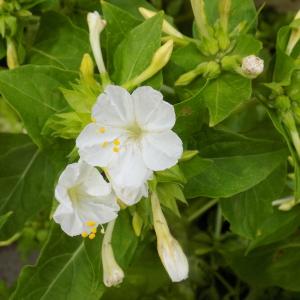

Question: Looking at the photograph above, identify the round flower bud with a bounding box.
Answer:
[241,55,264,77]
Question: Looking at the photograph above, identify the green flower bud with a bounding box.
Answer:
[275,95,291,112]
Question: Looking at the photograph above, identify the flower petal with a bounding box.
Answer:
[132,86,175,131]
[53,204,83,236]
[93,85,134,127]
[107,144,150,187]
[142,131,183,171]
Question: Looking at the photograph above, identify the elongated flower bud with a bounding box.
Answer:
[87,11,110,85]
[102,220,124,287]
[6,37,19,69]
[286,10,300,55]
[241,55,264,78]
[80,53,95,84]
[151,192,188,282]
[139,7,184,39]
[123,40,174,90]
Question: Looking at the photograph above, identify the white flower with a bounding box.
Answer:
[53,161,119,237]
[151,192,189,282]
[241,55,264,77]
[87,11,107,75]
[76,85,183,188]
[102,220,124,287]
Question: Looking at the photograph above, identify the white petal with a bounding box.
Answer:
[57,163,80,188]
[132,86,175,131]
[113,180,149,206]
[77,161,111,196]
[93,85,134,127]
[78,143,116,167]
[53,204,83,236]
[142,131,183,171]
[77,194,119,224]
[107,144,150,187]
[76,123,121,149]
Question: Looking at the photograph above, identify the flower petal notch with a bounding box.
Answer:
[53,161,119,237]
[76,85,183,189]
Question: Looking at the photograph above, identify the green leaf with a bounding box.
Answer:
[113,13,163,84]
[231,34,262,56]
[28,12,90,70]
[102,1,141,72]
[0,133,69,239]
[226,236,300,291]
[181,129,288,198]
[0,65,77,147]
[11,224,105,300]
[12,211,138,299]
[221,164,287,241]
[202,73,252,126]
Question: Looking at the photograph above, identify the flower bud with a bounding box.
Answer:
[80,53,95,84]
[151,192,188,282]
[272,196,296,211]
[180,150,199,162]
[123,40,174,90]
[102,220,124,287]
[286,10,300,55]
[139,7,183,39]
[241,55,264,78]
[6,37,19,69]
[87,11,110,85]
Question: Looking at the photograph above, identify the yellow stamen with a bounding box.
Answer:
[86,220,96,227]
[101,141,108,148]
[91,227,97,234]
[99,127,106,133]
[89,233,96,240]
[113,146,120,153]
[81,231,88,238]
[113,139,120,146]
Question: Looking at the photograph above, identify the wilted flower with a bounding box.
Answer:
[53,161,119,237]
[151,192,189,282]
[76,85,183,188]
[102,220,124,287]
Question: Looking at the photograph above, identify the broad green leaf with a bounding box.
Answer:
[205,0,257,33]
[113,13,163,84]
[11,224,105,300]
[231,34,262,56]
[102,1,141,72]
[226,236,300,291]
[221,164,286,241]
[181,129,288,198]
[0,65,77,147]
[0,133,70,239]
[202,73,251,126]
[12,211,138,299]
[28,12,90,70]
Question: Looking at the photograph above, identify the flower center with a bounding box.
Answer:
[127,123,143,140]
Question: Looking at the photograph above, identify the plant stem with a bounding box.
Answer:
[188,198,219,222]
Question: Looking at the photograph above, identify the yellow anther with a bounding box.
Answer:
[99,127,106,133]
[91,117,96,123]
[113,146,120,153]
[113,139,120,146]
[91,227,97,234]
[86,220,96,227]
[101,141,108,148]
[88,233,96,240]
[81,231,88,238]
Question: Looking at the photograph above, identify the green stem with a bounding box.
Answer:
[188,198,219,222]
[0,232,21,247]
[214,204,223,240]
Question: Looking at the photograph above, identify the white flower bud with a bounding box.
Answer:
[272,196,296,211]
[151,192,189,282]
[102,220,124,287]
[87,11,108,79]
[241,55,264,77]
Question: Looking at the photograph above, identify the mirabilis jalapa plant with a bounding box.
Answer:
[50,10,189,286]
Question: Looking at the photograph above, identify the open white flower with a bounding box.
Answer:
[53,161,119,237]
[76,85,183,188]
